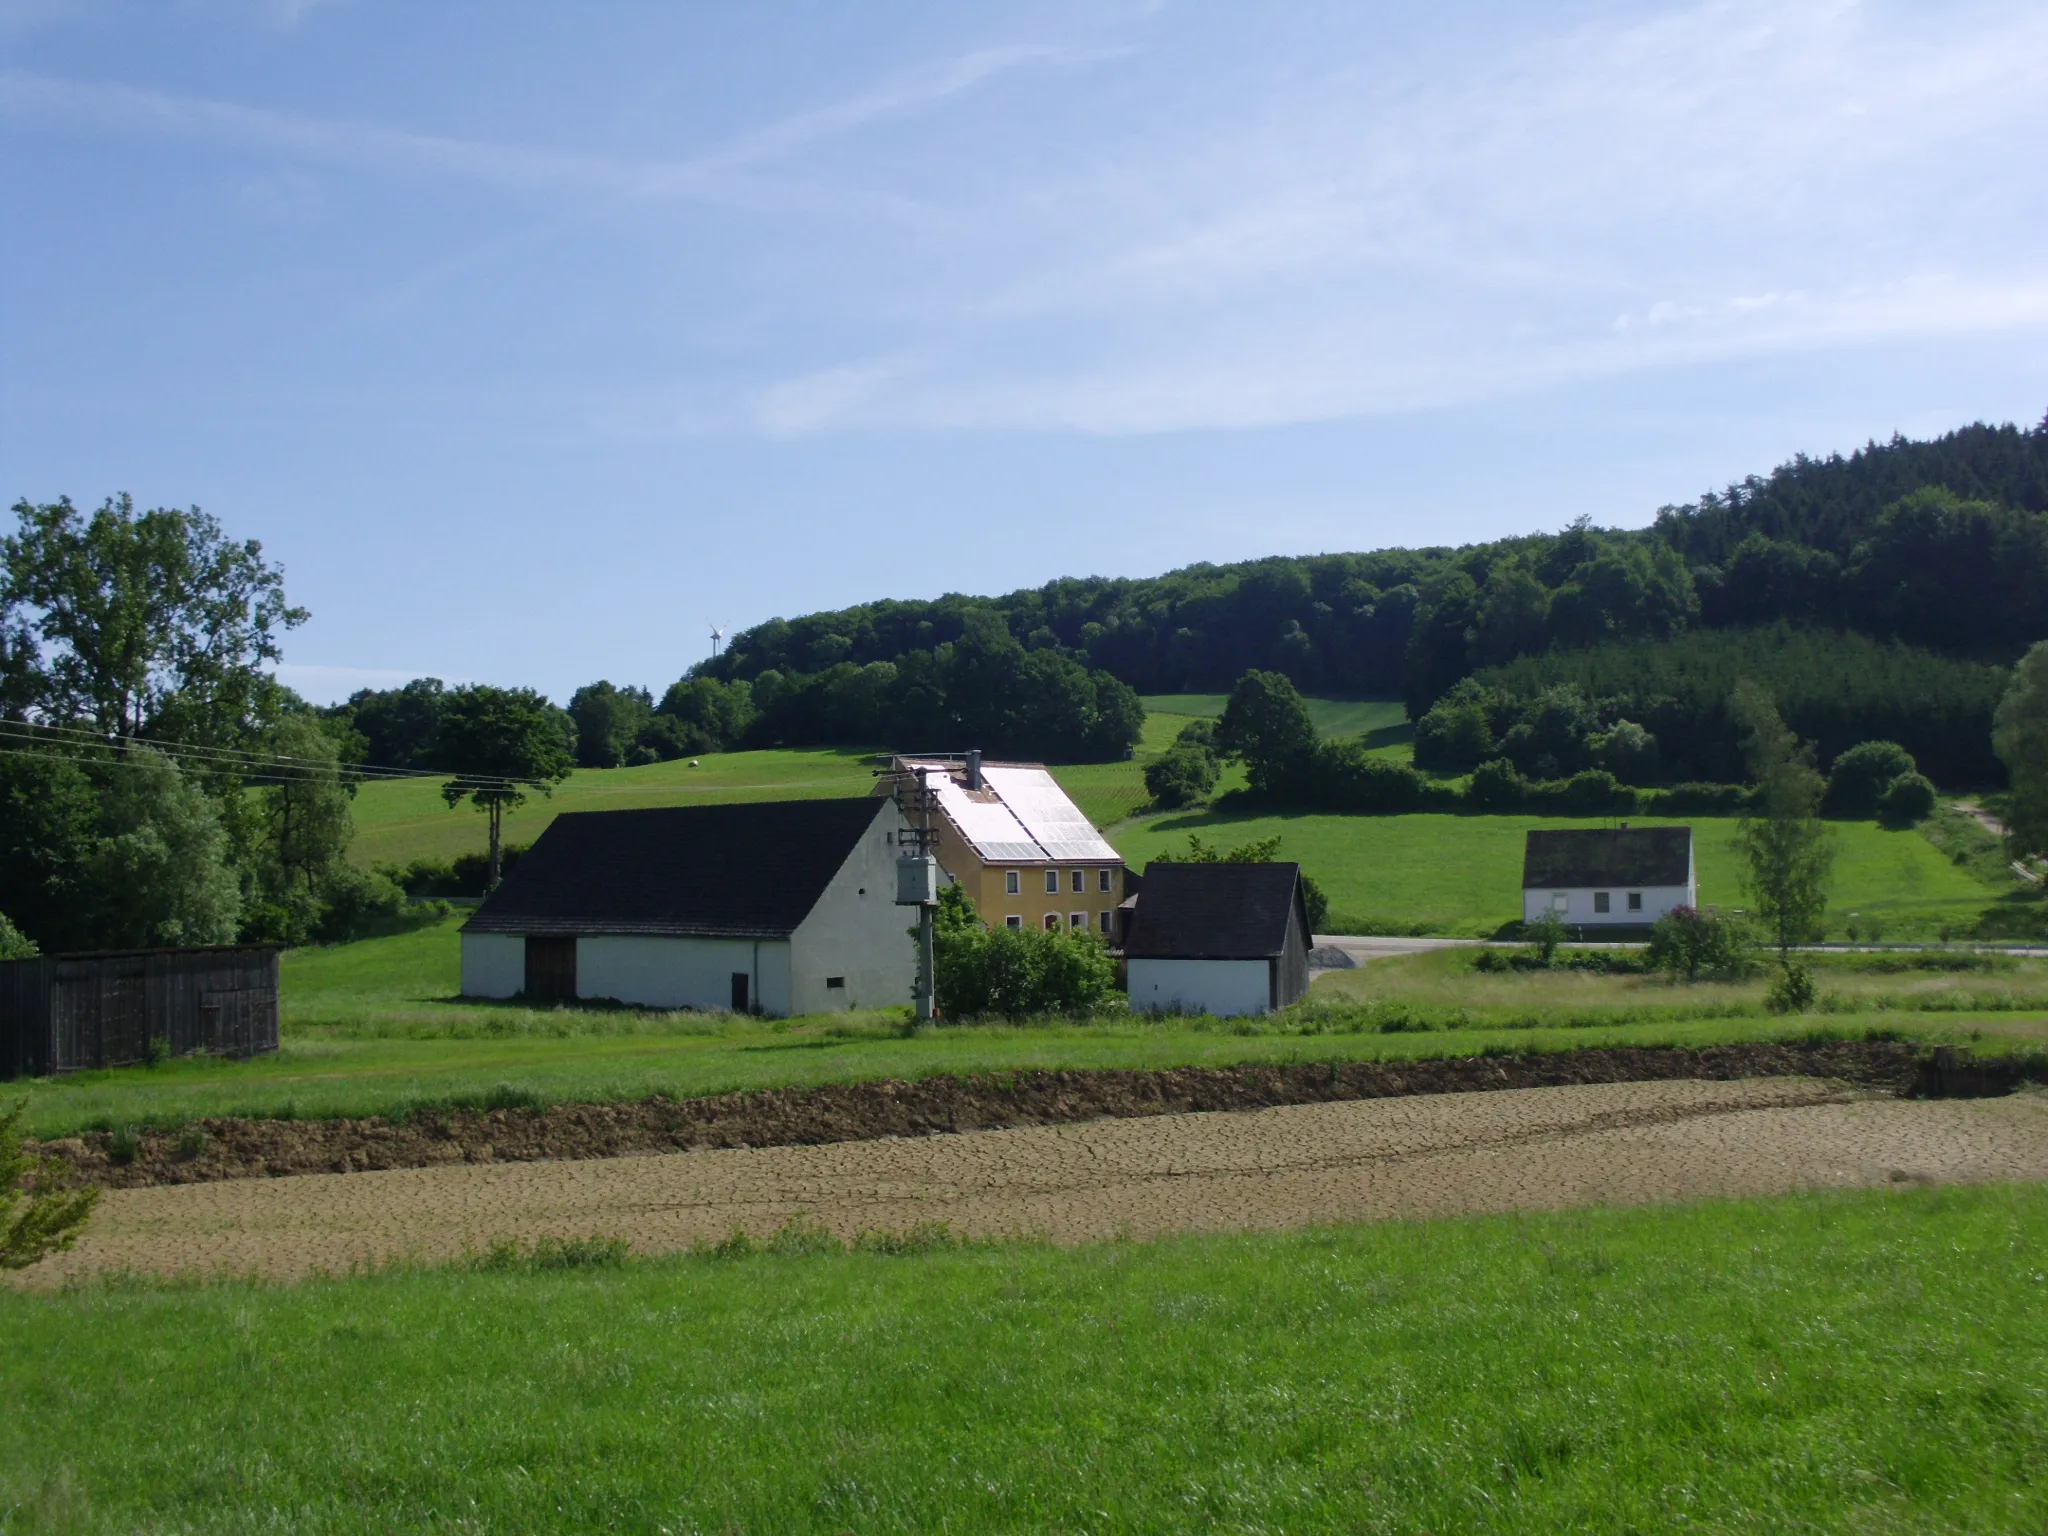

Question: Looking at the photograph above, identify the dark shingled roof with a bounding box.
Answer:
[463,798,889,939]
[1522,827,1692,889]
[1124,862,1306,960]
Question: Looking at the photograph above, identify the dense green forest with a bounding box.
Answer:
[239,412,2048,789]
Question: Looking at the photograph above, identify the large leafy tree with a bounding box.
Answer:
[436,686,576,889]
[86,748,243,948]
[568,680,653,769]
[1,495,305,750]
[1216,670,1316,795]
[1994,641,2048,859]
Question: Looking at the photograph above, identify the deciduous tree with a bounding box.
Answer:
[436,686,575,890]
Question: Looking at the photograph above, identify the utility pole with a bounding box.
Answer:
[892,765,939,1021]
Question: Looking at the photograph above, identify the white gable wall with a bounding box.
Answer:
[1128,957,1271,1017]
[462,933,524,999]
[790,799,917,1015]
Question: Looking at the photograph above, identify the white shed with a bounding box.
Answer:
[1521,825,1695,928]
[1124,862,1313,1017]
[460,797,913,1016]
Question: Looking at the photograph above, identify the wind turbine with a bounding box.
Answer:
[709,624,725,659]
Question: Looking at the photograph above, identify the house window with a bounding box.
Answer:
[1006,914,1023,929]
[1550,892,1569,912]
[1006,870,1020,896]
[1594,892,1611,914]
[1045,870,1060,894]
[1099,910,1113,934]
[1043,913,1060,931]
[1628,891,1643,912]
[1098,869,1113,893]
[826,976,845,989]
[1069,912,1086,930]
[1072,869,1085,894]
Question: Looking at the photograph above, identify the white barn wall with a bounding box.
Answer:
[1128,957,1271,1017]
[790,803,916,1015]
[576,935,792,1013]
[461,933,524,999]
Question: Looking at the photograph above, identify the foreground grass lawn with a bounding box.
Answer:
[1115,809,2005,937]
[6,1184,2046,1532]
[17,920,2048,1138]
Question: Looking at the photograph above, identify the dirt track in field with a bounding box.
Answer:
[20,1077,2048,1287]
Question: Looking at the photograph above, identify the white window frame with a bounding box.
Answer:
[1005,914,1022,930]
[1098,868,1113,893]
[1594,891,1611,915]
[1006,870,1020,896]
[1098,910,1113,934]
[1043,913,1060,932]
[1071,869,1085,894]
[1069,912,1086,930]
[1044,869,1060,894]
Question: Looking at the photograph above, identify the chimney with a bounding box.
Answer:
[965,749,983,791]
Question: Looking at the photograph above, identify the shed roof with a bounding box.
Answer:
[1124,862,1306,960]
[463,797,890,939]
[1522,827,1692,889]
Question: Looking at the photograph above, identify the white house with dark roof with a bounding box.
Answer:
[1124,862,1313,1016]
[461,797,912,1015]
[1521,826,1695,927]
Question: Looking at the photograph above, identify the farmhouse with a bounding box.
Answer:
[460,797,913,1015]
[875,752,1126,936]
[1522,825,1696,927]
[1124,862,1312,1017]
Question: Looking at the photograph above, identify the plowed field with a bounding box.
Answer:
[23,1077,2048,1287]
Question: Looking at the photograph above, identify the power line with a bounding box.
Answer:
[0,722,538,790]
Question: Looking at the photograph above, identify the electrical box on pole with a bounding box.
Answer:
[895,854,938,906]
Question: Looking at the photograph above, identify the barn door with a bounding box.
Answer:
[523,937,578,1002]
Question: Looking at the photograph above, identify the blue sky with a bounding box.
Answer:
[4,0,2046,705]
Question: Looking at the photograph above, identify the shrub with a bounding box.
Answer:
[2,1099,99,1270]
[107,1125,141,1165]
[0,913,38,960]
[934,907,1119,1020]
[1311,742,1426,812]
[1529,769,1637,816]
[1766,961,1817,1015]
[1144,745,1218,809]
[1644,782,1753,815]
[1525,909,1566,965]
[1466,758,1529,812]
[1878,771,1938,826]
[1825,740,1918,817]
[1646,905,1751,981]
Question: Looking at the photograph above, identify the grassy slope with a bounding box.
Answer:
[6,1184,2046,1532]
[18,919,2047,1137]
[1115,810,2001,937]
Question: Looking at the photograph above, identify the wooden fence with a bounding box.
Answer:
[0,945,280,1078]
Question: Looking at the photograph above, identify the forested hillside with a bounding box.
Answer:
[322,413,2047,780]
[694,416,2048,724]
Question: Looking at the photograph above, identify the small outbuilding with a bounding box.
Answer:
[1123,862,1313,1017]
[0,945,280,1078]
[460,796,913,1016]
[1522,825,1695,928]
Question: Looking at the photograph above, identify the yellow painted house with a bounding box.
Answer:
[875,753,1127,936]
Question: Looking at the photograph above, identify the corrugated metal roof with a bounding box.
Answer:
[981,765,1120,862]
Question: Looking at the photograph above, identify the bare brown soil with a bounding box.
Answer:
[22,1078,2048,1287]
[34,1039,1988,1191]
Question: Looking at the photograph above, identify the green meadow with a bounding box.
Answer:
[15,917,2048,1139]
[7,1183,2047,1532]
[1115,809,2011,939]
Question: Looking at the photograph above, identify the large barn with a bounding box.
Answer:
[1124,862,1313,1017]
[1521,825,1696,928]
[461,797,913,1015]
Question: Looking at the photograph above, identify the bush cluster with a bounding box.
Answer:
[931,886,1120,1020]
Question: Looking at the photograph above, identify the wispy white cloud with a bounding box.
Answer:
[728,0,2048,434]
